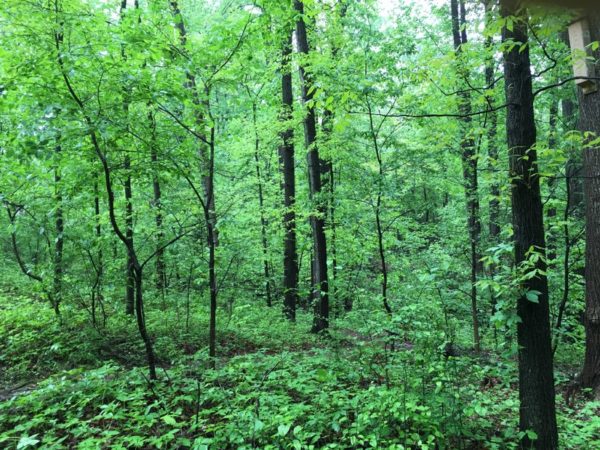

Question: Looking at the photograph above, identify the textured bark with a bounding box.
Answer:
[501,1,558,447]
[451,0,481,352]
[279,31,298,321]
[294,0,329,333]
[579,12,600,396]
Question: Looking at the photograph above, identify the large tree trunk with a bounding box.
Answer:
[279,31,299,321]
[294,0,329,333]
[500,1,558,447]
[451,0,481,352]
[579,12,600,397]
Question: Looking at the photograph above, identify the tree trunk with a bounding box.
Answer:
[366,97,392,315]
[53,143,63,316]
[170,0,219,362]
[279,30,299,321]
[124,156,135,315]
[579,12,600,397]
[546,100,559,262]
[451,0,481,352]
[501,1,558,447]
[149,110,166,294]
[251,101,273,307]
[294,0,329,333]
[55,0,156,379]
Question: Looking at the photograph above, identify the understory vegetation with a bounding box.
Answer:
[0,292,598,449]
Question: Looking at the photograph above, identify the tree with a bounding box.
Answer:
[577,12,600,397]
[294,0,329,333]
[450,0,482,352]
[279,25,299,320]
[500,0,558,447]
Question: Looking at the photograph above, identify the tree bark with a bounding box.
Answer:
[279,30,299,321]
[294,0,329,333]
[578,12,600,396]
[501,1,558,447]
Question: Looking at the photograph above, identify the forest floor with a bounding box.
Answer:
[0,293,599,449]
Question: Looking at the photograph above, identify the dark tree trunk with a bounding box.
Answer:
[366,97,392,315]
[53,143,63,316]
[501,1,558,447]
[55,2,156,380]
[451,0,481,352]
[124,156,135,315]
[294,0,329,333]
[579,12,600,396]
[279,31,298,321]
[93,175,104,327]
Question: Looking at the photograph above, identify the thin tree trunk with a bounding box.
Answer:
[124,156,135,315]
[55,0,156,379]
[93,175,104,327]
[553,172,572,354]
[546,100,559,262]
[53,143,63,316]
[366,98,392,315]
[501,1,558,447]
[170,0,219,362]
[294,0,329,333]
[252,101,272,307]
[451,0,481,352]
[149,110,166,294]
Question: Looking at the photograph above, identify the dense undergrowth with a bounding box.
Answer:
[1,294,598,449]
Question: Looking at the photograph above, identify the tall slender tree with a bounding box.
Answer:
[450,0,481,352]
[294,0,329,333]
[279,27,299,321]
[501,1,558,447]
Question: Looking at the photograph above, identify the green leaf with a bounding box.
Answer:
[277,424,291,436]
[525,290,541,304]
[162,415,177,426]
[17,435,40,449]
